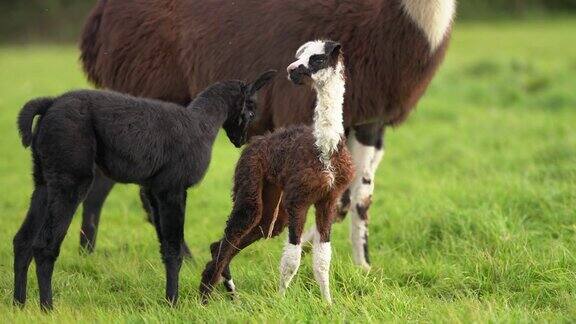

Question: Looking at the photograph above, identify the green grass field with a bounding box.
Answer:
[0,18,575,322]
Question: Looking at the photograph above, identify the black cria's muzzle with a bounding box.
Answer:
[288,65,311,85]
[231,134,246,148]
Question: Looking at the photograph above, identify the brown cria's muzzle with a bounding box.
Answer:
[287,64,310,85]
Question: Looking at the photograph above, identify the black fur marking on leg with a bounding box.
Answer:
[355,200,371,221]
[363,232,370,265]
[353,122,385,147]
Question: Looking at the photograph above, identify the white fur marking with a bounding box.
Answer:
[312,232,332,304]
[226,279,236,292]
[370,147,385,175]
[312,61,345,175]
[287,40,327,71]
[348,133,375,206]
[401,0,456,52]
[279,243,302,295]
[350,213,369,271]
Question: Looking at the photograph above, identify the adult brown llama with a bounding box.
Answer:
[79,0,457,269]
[201,40,353,304]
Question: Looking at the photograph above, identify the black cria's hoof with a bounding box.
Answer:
[40,301,53,312]
[79,245,95,256]
[12,299,25,309]
[165,296,179,308]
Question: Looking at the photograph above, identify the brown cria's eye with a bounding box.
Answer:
[310,54,327,67]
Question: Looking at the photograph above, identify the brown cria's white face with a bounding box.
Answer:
[287,40,342,86]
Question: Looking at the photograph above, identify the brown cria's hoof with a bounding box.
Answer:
[199,278,214,305]
[199,289,211,305]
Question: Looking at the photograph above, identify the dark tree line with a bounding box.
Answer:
[1,0,576,43]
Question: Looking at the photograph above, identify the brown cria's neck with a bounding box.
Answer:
[311,59,346,171]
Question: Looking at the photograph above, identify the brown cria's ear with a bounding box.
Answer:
[247,70,277,96]
[324,41,342,59]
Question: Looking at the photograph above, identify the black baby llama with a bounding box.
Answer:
[13,71,276,310]
[200,41,354,304]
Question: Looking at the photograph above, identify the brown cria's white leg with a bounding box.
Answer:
[312,231,332,304]
[311,196,336,304]
[279,199,309,296]
[279,240,302,296]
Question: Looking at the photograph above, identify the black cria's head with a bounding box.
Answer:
[222,70,277,147]
[287,40,343,86]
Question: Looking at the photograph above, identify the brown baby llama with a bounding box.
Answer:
[200,40,353,304]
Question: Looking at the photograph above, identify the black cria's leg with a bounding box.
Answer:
[13,185,47,307]
[154,189,187,305]
[140,186,155,224]
[346,122,386,270]
[80,169,115,254]
[33,175,93,310]
[140,187,193,261]
[143,188,163,243]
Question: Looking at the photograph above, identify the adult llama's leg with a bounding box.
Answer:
[346,124,385,270]
[80,168,115,253]
[302,122,385,270]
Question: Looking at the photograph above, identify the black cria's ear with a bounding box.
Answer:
[324,40,342,58]
[247,70,277,96]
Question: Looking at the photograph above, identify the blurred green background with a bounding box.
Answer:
[1,0,576,43]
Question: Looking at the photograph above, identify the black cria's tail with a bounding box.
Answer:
[18,97,54,148]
